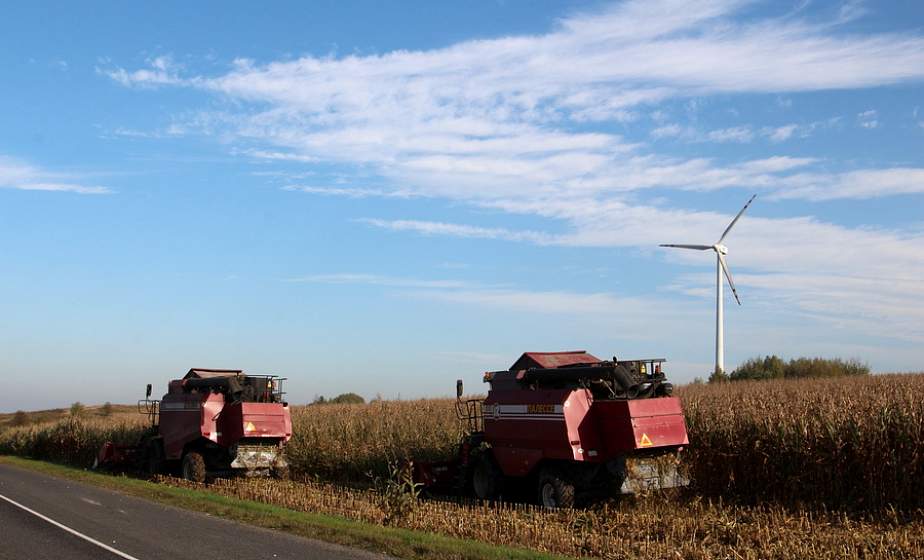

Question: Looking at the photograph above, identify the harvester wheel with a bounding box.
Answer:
[181,451,207,483]
[538,468,575,509]
[272,466,290,480]
[472,455,503,500]
[144,440,164,477]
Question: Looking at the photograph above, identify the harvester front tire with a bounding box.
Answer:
[538,469,575,509]
[182,451,207,483]
[144,440,164,477]
[272,466,290,480]
[472,455,503,500]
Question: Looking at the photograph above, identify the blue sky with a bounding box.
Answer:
[2,0,923,411]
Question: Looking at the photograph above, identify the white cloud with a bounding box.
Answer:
[857,109,879,129]
[104,1,924,206]
[650,124,689,139]
[0,156,112,195]
[358,218,556,244]
[706,126,754,143]
[101,1,924,350]
[285,273,468,290]
[418,288,640,315]
[360,198,924,343]
[766,124,799,142]
[100,55,186,88]
[283,185,416,199]
[772,168,924,200]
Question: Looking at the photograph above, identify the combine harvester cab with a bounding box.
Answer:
[97,368,292,482]
[416,351,689,507]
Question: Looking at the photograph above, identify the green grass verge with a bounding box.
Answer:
[0,455,568,560]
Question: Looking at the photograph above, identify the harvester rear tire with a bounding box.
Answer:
[182,451,207,483]
[538,469,575,509]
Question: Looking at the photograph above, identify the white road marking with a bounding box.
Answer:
[0,492,142,560]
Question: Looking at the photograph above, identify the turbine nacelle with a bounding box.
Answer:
[713,244,728,255]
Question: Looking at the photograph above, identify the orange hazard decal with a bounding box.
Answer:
[639,433,653,447]
[244,421,256,432]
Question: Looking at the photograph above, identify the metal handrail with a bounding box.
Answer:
[137,399,159,426]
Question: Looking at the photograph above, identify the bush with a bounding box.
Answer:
[785,357,869,378]
[11,410,29,427]
[69,402,85,417]
[100,402,113,417]
[707,367,729,384]
[312,393,366,405]
[330,393,365,405]
[730,355,786,381]
[730,356,869,381]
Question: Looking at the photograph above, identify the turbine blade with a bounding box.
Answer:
[659,244,712,250]
[718,253,741,305]
[718,194,757,244]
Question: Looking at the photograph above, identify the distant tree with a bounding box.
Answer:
[730,356,869,381]
[730,355,786,381]
[708,367,729,384]
[11,410,29,427]
[100,402,113,417]
[312,393,366,405]
[69,402,85,417]
[330,393,365,405]
[690,377,705,385]
[784,357,869,379]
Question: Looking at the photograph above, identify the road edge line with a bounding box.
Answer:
[0,492,141,560]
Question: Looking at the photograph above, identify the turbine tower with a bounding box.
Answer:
[660,195,756,375]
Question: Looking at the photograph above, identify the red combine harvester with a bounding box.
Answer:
[415,351,689,507]
[96,368,292,482]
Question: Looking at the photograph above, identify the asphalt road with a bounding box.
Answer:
[0,463,388,560]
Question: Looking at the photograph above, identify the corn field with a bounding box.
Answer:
[160,475,924,559]
[2,374,923,558]
[680,374,924,511]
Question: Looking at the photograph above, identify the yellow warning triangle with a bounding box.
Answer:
[244,421,256,432]
[639,433,653,447]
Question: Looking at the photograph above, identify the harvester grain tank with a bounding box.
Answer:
[415,351,689,507]
[96,368,292,481]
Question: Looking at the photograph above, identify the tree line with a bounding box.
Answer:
[705,356,869,383]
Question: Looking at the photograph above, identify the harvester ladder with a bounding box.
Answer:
[457,398,484,434]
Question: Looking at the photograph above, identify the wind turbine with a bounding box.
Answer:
[660,194,756,375]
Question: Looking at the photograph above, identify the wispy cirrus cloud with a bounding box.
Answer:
[285,273,468,290]
[99,55,187,88]
[100,0,924,349]
[102,0,924,205]
[857,109,880,129]
[361,198,924,343]
[357,218,556,244]
[283,185,417,199]
[0,156,111,195]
